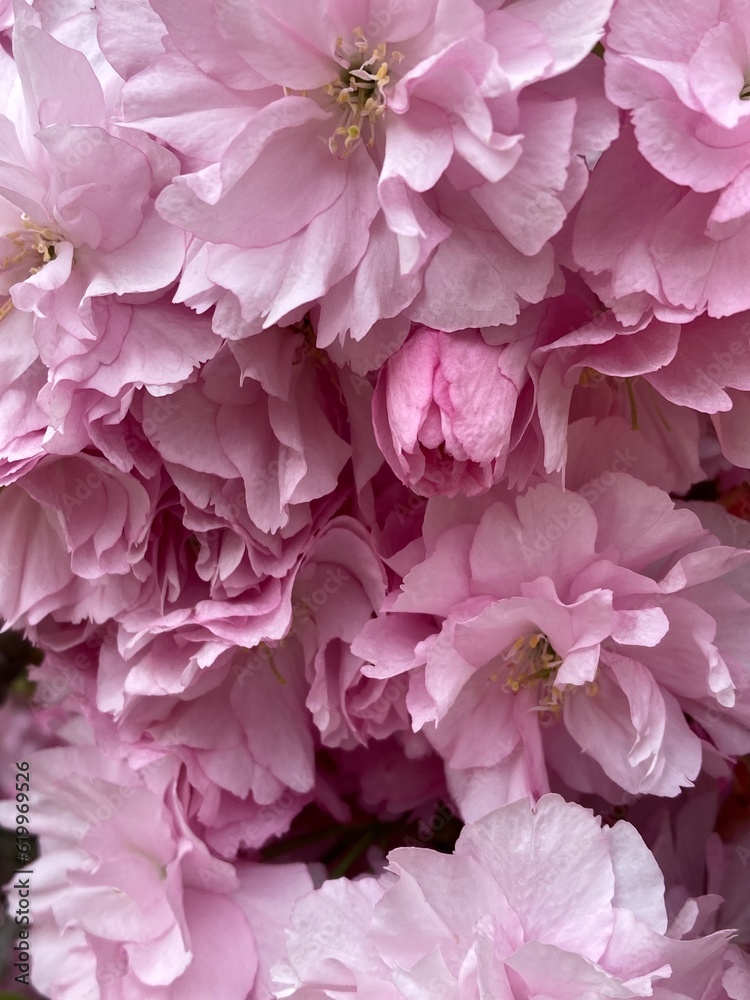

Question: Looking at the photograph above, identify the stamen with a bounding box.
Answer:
[268,651,287,685]
[501,632,599,717]
[1,214,64,322]
[502,632,565,713]
[624,376,639,431]
[578,366,600,387]
[643,380,673,433]
[325,29,394,157]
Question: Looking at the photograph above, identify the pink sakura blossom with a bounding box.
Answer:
[26,502,300,695]
[105,641,318,858]
[0,318,385,691]
[120,524,394,849]
[574,0,750,322]
[11,629,316,857]
[0,8,198,482]
[372,323,532,496]
[116,0,617,346]
[138,338,351,537]
[5,518,393,857]
[0,444,314,679]
[35,296,221,467]
[563,411,704,500]
[0,745,312,1000]
[272,793,736,999]
[293,515,410,749]
[4,5,750,996]
[0,298,220,488]
[573,126,750,322]
[370,279,750,502]
[613,767,750,995]
[533,296,750,481]
[2,7,185,312]
[649,783,750,948]
[606,0,750,196]
[353,476,750,820]
[0,453,158,627]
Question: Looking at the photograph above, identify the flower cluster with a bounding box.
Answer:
[0,0,749,997]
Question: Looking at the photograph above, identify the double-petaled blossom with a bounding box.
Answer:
[112,0,617,352]
[354,477,750,818]
[572,0,750,321]
[2,4,750,998]
[0,8,201,484]
[272,794,738,999]
[372,323,533,496]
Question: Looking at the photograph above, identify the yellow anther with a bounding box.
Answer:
[502,632,602,717]
[624,376,639,431]
[324,28,395,156]
[579,366,599,386]
[1,215,63,322]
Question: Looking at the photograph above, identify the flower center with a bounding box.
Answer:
[323,27,402,156]
[499,632,597,724]
[0,214,63,321]
[740,80,750,101]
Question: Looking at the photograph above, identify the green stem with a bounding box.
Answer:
[624,377,639,431]
[329,829,379,879]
